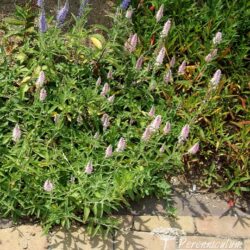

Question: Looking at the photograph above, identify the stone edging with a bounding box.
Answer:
[0,215,249,249]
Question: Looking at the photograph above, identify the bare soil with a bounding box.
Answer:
[0,0,115,26]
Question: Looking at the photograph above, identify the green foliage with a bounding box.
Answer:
[0,0,249,234]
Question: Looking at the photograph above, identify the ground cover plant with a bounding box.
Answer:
[0,0,249,234]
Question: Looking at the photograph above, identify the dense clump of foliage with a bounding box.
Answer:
[0,0,249,234]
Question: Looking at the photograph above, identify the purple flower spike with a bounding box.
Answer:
[43,180,54,192]
[188,142,199,154]
[156,47,166,66]
[57,0,69,24]
[39,88,47,102]
[39,10,47,33]
[163,122,171,134]
[116,137,126,152]
[85,161,93,174]
[150,115,162,131]
[178,60,186,75]
[178,124,190,143]
[105,145,113,158]
[141,127,152,141]
[78,0,89,17]
[37,0,43,8]
[13,124,21,142]
[121,0,131,10]
[156,4,164,22]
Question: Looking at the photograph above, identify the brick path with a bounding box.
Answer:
[0,215,249,250]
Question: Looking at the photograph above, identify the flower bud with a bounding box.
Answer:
[141,127,152,141]
[43,180,54,192]
[213,32,222,45]
[156,4,164,22]
[178,124,190,143]
[178,60,186,75]
[85,161,93,174]
[188,142,199,154]
[150,115,162,131]
[148,106,155,117]
[161,19,171,38]
[210,69,221,89]
[39,88,47,102]
[155,47,166,66]
[13,124,21,142]
[105,145,113,158]
[163,121,171,134]
[36,71,45,88]
[116,137,126,152]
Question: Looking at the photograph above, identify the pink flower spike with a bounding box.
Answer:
[188,142,199,154]
[101,113,110,130]
[150,115,162,131]
[100,83,110,96]
[205,53,212,63]
[94,132,99,139]
[96,76,101,86]
[156,4,164,22]
[85,161,93,174]
[211,48,218,57]
[12,124,21,142]
[130,33,138,52]
[135,55,144,70]
[35,71,45,88]
[107,95,115,103]
[159,144,165,153]
[178,60,186,75]
[105,145,113,158]
[141,126,152,141]
[210,69,222,89]
[161,19,171,38]
[39,88,47,102]
[169,56,176,68]
[148,106,155,117]
[164,70,172,84]
[43,180,54,192]
[163,121,171,134]
[156,47,166,66]
[116,137,126,152]
[107,69,113,79]
[213,32,222,45]
[125,9,133,19]
[178,124,190,142]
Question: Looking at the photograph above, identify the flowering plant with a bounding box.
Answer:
[0,0,248,235]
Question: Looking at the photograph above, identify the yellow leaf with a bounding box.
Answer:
[90,37,103,49]
[21,76,31,84]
